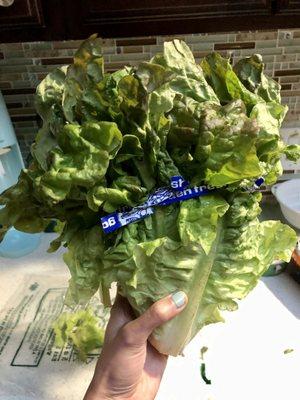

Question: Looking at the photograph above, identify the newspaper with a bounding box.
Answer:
[0,274,109,400]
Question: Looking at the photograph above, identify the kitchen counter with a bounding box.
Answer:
[0,229,299,400]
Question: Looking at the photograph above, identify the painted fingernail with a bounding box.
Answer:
[171,291,187,308]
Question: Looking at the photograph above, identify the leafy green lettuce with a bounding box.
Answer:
[201,52,299,184]
[0,36,298,356]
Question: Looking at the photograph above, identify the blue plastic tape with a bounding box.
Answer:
[100,176,265,234]
[254,177,265,188]
[136,187,173,209]
[101,207,154,234]
[160,185,214,206]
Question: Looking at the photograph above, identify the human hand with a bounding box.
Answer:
[84,291,188,400]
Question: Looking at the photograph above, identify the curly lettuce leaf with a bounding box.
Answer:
[233,54,281,104]
[0,171,50,240]
[201,52,297,184]
[63,226,106,306]
[201,53,260,111]
[167,99,262,186]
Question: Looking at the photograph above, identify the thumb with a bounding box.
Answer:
[118,291,188,347]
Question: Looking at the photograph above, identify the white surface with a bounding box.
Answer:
[158,275,300,400]
[0,233,300,400]
[272,179,300,229]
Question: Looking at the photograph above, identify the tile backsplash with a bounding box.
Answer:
[0,29,300,172]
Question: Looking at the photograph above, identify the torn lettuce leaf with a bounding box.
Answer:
[283,144,300,162]
[53,308,105,360]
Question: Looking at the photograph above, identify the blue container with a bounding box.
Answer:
[0,228,41,258]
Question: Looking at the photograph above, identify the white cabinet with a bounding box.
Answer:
[0,145,24,193]
[0,92,18,148]
[0,91,24,194]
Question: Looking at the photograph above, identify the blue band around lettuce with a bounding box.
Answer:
[101,176,264,234]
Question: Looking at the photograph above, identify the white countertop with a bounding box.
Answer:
[0,233,299,400]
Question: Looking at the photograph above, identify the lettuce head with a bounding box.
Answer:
[0,36,298,356]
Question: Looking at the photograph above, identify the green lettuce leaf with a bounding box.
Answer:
[233,54,281,103]
[167,99,262,186]
[201,53,259,111]
[0,171,50,240]
[63,226,105,306]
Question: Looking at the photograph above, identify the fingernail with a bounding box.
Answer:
[171,291,187,308]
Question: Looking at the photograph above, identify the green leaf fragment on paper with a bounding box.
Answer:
[200,346,208,360]
[53,309,105,361]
